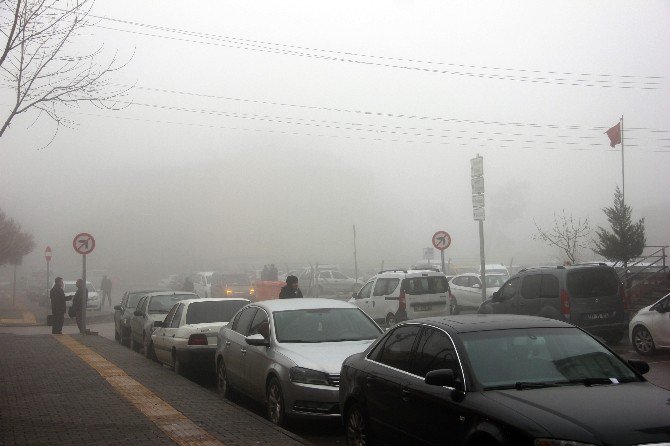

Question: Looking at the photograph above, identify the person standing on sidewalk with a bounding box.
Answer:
[49,277,70,334]
[100,275,112,307]
[71,279,86,333]
[278,276,303,299]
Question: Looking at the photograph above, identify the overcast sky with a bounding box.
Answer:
[1,0,668,284]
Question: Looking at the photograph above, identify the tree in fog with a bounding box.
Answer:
[0,0,129,144]
[533,210,591,264]
[593,186,646,266]
[0,209,35,266]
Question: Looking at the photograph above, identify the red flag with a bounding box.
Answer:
[605,122,621,148]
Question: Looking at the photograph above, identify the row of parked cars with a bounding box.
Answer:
[112,269,670,446]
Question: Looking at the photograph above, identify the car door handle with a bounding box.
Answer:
[240,348,247,354]
[365,377,376,387]
[401,388,411,402]
[225,341,231,346]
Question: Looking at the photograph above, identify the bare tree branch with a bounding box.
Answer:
[533,210,591,264]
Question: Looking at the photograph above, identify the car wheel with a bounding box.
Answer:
[385,313,397,327]
[449,296,459,315]
[345,403,370,446]
[216,359,233,399]
[632,326,656,356]
[266,377,286,427]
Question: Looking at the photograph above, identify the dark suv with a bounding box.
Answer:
[478,264,626,343]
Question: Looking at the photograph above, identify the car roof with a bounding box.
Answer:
[126,288,169,294]
[408,314,573,333]
[251,298,357,312]
[179,297,250,306]
[143,291,199,298]
[374,269,445,278]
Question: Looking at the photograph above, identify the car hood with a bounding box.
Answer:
[276,339,376,374]
[483,382,670,445]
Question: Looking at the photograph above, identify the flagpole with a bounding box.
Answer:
[619,115,626,204]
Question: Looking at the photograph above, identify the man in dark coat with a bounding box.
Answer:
[71,279,86,333]
[49,277,70,334]
[100,275,112,307]
[279,275,303,299]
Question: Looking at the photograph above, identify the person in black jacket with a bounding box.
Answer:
[71,279,86,333]
[49,277,70,334]
[278,275,303,299]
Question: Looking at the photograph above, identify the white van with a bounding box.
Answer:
[349,269,450,327]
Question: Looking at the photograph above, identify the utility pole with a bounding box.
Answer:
[471,155,487,302]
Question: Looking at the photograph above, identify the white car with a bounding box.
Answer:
[629,292,670,355]
[193,271,216,298]
[315,270,357,295]
[64,280,101,311]
[448,273,507,314]
[350,269,451,327]
[151,298,250,374]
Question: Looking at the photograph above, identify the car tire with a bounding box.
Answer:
[632,325,656,356]
[217,359,234,400]
[345,403,371,446]
[266,377,286,427]
[385,313,397,328]
[449,296,459,315]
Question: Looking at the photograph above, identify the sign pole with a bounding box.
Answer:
[353,225,359,285]
[46,259,50,302]
[440,250,446,274]
[73,233,95,334]
[479,220,486,302]
[82,254,87,334]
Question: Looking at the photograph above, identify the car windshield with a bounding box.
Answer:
[148,294,193,313]
[460,327,639,389]
[485,275,506,288]
[186,300,248,324]
[63,282,95,293]
[273,308,381,343]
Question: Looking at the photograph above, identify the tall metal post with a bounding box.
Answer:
[440,250,446,275]
[12,264,16,306]
[353,225,359,285]
[479,220,486,302]
[46,261,50,304]
[620,115,625,205]
[82,254,87,334]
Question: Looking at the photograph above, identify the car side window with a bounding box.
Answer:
[233,307,257,336]
[412,327,460,378]
[248,309,270,339]
[373,278,399,297]
[358,281,374,299]
[453,277,465,287]
[121,293,128,307]
[540,274,559,298]
[229,311,242,331]
[499,278,520,299]
[332,271,347,279]
[521,275,542,299]
[170,304,184,328]
[163,304,179,327]
[137,297,147,314]
[375,325,421,373]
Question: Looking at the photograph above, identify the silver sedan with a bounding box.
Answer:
[214,298,383,426]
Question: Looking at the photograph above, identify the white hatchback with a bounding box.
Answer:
[629,292,670,355]
[448,273,507,314]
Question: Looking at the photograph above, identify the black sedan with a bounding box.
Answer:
[113,289,167,346]
[339,314,670,446]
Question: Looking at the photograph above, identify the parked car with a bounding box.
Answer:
[64,281,101,311]
[478,263,510,278]
[193,271,216,298]
[478,264,626,344]
[629,291,670,355]
[129,291,198,356]
[210,273,255,300]
[315,270,357,295]
[152,298,250,374]
[114,289,167,346]
[448,273,506,314]
[350,269,450,327]
[339,314,669,446]
[215,298,382,426]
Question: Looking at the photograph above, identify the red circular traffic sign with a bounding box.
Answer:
[45,246,52,262]
[432,231,451,251]
[73,233,95,255]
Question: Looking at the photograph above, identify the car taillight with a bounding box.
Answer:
[226,288,233,296]
[398,289,406,311]
[560,289,570,319]
[188,334,208,345]
[249,287,255,295]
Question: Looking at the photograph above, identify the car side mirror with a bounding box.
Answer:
[628,359,650,375]
[491,291,501,302]
[245,333,270,347]
[153,321,163,328]
[114,305,122,311]
[352,292,359,299]
[133,310,142,317]
[425,369,463,390]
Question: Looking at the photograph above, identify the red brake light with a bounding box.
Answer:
[188,334,208,345]
[560,289,570,319]
[398,289,406,311]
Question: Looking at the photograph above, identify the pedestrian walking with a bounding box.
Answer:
[71,279,86,333]
[49,277,71,334]
[100,275,112,307]
[278,275,303,299]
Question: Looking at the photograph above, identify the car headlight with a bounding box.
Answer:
[289,367,330,385]
[535,440,598,446]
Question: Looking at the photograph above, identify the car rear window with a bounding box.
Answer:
[403,276,449,295]
[186,300,248,324]
[567,268,618,298]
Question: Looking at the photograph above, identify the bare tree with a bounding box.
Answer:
[0,0,130,145]
[533,210,591,264]
[0,208,35,266]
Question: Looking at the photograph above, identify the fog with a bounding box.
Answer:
[1,1,669,286]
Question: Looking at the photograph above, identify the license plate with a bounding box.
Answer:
[415,305,432,312]
[586,312,612,320]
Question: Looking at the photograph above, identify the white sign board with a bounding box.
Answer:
[423,247,435,260]
[471,156,484,177]
[473,207,486,221]
[472,194,485,209]
[471,176,485,195]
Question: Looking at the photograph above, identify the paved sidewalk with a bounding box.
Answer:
[0,333,308,446]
